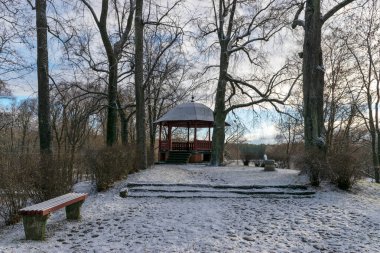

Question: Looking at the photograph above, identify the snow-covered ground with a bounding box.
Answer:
[0,164,379,252]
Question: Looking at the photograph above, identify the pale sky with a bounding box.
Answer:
[1,0,304,144]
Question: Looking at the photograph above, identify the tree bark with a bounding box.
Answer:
[376,134,380,183]
[36,0,51,154]
[210,42,229,166]
[303,0,325,150]
[134,0,147,170]
[106,58,118,146]
[117,99,128,145]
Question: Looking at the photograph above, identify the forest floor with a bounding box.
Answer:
[0,164,379,252]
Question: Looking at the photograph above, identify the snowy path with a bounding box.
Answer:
[0,165,379,252]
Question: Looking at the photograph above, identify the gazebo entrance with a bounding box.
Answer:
[155,101,223,163]
[158,121,212,163]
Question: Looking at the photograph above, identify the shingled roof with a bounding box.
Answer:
[154,102,214,127]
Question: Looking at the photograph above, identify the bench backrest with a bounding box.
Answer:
[20,193,88,216]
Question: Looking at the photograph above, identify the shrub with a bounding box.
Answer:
[34,154,74,201]
[327,148,362,190]
[0,153,74,226]
[87,145,136,191]
[297,148,327,187]
[0,154,36,225]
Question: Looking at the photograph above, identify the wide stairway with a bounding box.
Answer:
[165,151,191,164]
[120,183,315,199]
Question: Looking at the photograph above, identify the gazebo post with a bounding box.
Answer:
[159,123,162,151]
[208,124,211,149]
[194,123,197,150]
[187,122,190,150]
[168,124,172,151]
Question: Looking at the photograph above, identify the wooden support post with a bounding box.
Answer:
[187,122,190,150]
[208,125,211,149]
[168,125,172,150]
[22,215,49,240]
[159,123,162,151]
[194,123,197,150]
[65,200,84,220]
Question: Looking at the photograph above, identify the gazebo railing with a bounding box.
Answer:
[195,140,212,150]
[159,140,211,151]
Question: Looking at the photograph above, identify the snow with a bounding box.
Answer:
[0,164,379,252]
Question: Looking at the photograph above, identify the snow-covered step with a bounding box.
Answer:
[126,182,309,190]
[122,191,314,199]
[120,182,315,199]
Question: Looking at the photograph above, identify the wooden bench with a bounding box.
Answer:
[19,193,88,240]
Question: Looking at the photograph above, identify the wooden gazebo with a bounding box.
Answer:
[155,101,224,163]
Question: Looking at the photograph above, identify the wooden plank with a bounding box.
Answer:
[21,193,83,212]
[20,193,87,216]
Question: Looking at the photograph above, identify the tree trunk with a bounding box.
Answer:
[134,0,147,170]
[148,127,156,166]
[369,131,379,181]
[106,59,118,146]
[376,135,380,183]
[210,43,229,166]
[303,0,325,150]
[36,0,51,154]
[117,99,128,145]
[147,105,156,166]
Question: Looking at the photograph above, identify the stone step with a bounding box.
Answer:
[166,151,191,164]
[126,182,309,190]
[120,182,315,199]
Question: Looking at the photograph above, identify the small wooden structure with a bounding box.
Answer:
[155,100,228,163]
[19,193,87,240]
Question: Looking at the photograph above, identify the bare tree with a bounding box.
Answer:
[292,0,355,152]
[35,0,52,154]
[143,14,193,165]
[344,0,380,182]
[17,98,37,153]
[198,0,300,165]
[79,0,135,146]
[134,0,146,170]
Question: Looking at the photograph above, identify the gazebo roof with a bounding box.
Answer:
[154,102,214,127]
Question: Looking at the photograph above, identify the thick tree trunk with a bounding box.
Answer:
[147,104,156,166]
[376,134,380,183]
[134,0,147,170]
[106,59,118,146]
[303,0,325,150]
[117,99,128,145]
[36,0,51,154]
[210,43,229,166]
[369,131,379,182]
[148,127,156,166]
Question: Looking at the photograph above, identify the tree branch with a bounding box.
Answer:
[291,2,305,29]
[321,0,355,24]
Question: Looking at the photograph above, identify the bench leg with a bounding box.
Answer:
[22,215,49,240]
[65,200,84,220]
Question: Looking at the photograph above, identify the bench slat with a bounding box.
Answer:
[21,193,83,211]
[24,193,83,211]
[20,193,87,216]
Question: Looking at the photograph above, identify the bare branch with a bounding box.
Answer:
[321,0,355,24]
[26,0,35,10]
[291,2,305,29]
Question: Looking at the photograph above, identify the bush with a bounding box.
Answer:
[0,154,37,225]
[297,148,327,187]
[87,145,136,191]
[0,153,74,226]
[327,149,362,190]
[35,154,74,201]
